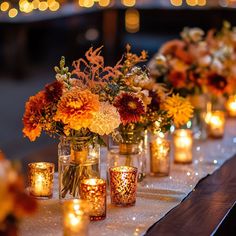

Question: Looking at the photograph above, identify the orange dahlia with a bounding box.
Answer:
[54,89,100,131]
[23,91,47,141]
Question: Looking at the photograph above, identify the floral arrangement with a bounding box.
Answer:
[23,45,193,143]
[23,46,121,145]
[109,45,193,137]
[0,151,37,236]
[150,21,236,103]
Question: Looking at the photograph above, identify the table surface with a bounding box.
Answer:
[19,119,236,236]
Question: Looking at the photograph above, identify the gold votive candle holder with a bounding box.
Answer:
[207,110,225,138]
[80,178,106,221]
[109,166,138,207]
[63,199,90,236]
[173,129,193,164]
[226,95,236,117]
[28,162,54,199]
[150,137,170,176]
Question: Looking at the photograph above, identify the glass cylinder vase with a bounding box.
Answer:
[58,136,100,199]
[108,127,146,182]
[149,134,170,177]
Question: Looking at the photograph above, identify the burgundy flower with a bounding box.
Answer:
[45,81,63,103]
[114,92,145,125]
[207,73,228,95]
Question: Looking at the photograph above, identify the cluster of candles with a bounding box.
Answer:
[28,160,138,234]
[27,96,235,234]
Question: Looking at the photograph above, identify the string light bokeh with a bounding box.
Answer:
[0,1,235,19]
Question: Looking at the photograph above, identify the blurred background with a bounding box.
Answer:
[1,0,236,165]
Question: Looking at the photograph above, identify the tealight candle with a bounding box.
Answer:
[109,166,138,206]
[226,95,236,117]
[150,137,170,176]
[63,199,90,236]
[28,162,54,198]
[173,129,193,164]
[80,178,106,221]
[207,111,225,138]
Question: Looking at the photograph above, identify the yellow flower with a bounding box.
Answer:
[89,102,121,135]
[54,89,100,130]
[163,94,193,128]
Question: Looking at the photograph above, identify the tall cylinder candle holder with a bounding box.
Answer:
[80,178,106,221]
[226,95,236,117]
[150,136,170,176]
[63,199,90,236]
[207,111,225,138]
[173,129,193,164]
[28,162,54,199]
[109,166,138,207]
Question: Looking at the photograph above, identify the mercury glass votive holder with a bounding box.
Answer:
[80,178,106,221]
[150,137,170,176]
[109,166,138,207]
[207,111,226,138]
[173,129,193,164]
[63,199,90,236]
[28,162,54,199]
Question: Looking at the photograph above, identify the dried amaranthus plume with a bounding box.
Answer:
[72,46,121,93]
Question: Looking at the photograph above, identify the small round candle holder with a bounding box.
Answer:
[173,129,193,164]
[109,166,138,207]
[207,111,225,138]
[28,162,54,199]
[80,178,106,221]
[150,136,170,176]
[63,199,90,236]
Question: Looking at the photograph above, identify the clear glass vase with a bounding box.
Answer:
[189,94,208,140]
[108,127,147,182]
[58,136,100,199]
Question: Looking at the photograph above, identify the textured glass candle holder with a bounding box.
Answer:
[107,148,145,183]
[207,111,226,138]
[173,129,193,164]
[63,199,90,236]
[80,178,106,221]
[28,162,54,199]
[150,137,170,176]
[109,166,138,206]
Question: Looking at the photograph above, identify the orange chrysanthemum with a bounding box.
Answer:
[54,89,100,131]
[23,91,47,141]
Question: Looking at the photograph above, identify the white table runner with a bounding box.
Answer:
[20,119,236,236]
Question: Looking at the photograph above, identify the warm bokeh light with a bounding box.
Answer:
[197,0,206,6]
[125,8,140,33]
[32,0,40,9]
[170,0,183,6]
[8,8,18,18]
[49,1,60,11]
[38,1,48,11]
[122,0,136,7]
[0,1,10,11]
[78,0,94,8]
[99,0,110,7]
[186,0,198,6]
